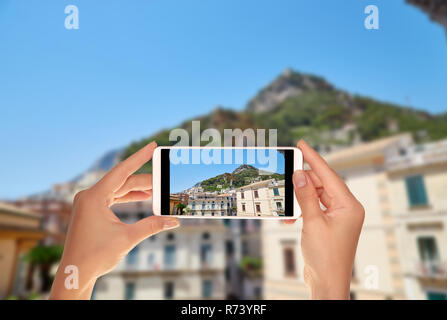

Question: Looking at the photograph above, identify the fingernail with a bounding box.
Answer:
[293,171,307,188]
[162,218,179,229]
[149,141,157,148]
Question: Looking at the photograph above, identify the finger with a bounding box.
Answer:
[298,140,351,198]
[112,190,152,205]
[97,141,157,194]
[307,170,332,209]
[114,174,153,198]
[283,219,296,224]
[127,215,179,246]
[293,170,322,222]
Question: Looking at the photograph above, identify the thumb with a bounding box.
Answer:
[293,170,322,222]
[127,216,180,246]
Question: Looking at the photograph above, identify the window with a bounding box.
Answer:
[273,188,279,196]
[201,243,212,268]
[254,190,259,198]
[164,282,174,299]
[225,240,234,255]
[125,282,135,300]
[242,240,248,255]
[192,203,195,209]
[167,233,175,241]
[241,192,245,199]
[202,280,213,298]
[202,232,210,240]
[254,287,262,299]
[164,245,176,269]
[256,204,261,213]
[126,245,139,267]
[276,202,282,209]
[212,203,215,209]
[242,204,246,212]
[405,175,428,207]
[147,253,154,268]
[417,237,439,262]
[283,247,296,276]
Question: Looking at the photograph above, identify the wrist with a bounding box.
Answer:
[304,267,351,300]
[308,279,350,300]
[50,259,98,300]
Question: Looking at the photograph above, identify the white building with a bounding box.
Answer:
[93,201,227,300]
[236,180,285,217]
[262,134,447,300]
[386,138,447,300]
[187,192,236,217]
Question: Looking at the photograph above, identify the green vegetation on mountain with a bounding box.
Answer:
[198,164,284,192]
[122,69,447,173]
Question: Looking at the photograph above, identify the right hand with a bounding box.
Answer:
[287,140,365,299]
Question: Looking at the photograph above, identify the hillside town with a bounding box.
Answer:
[1,132,447,300]
[169,165,286,217]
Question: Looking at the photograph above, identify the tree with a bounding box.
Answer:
[176,203,187,215]
[25,245,63,293]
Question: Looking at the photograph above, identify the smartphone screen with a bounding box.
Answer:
[160,148,295,217]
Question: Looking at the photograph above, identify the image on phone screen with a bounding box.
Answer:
[160,148,294,217]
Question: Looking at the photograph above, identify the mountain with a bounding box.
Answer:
[246,68,334,113]
[26,68,447,201]
[71,148,123,183]
[196,164,284,192]
[121,69,447,174]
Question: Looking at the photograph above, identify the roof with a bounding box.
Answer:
[0,201,42,219]
[324,134,412,168]
[236,179,275,191]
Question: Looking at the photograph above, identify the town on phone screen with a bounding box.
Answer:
[169,149,286,217]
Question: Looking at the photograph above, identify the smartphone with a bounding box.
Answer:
[152,146,302,219]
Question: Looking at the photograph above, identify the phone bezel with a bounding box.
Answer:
[152,146,302,219]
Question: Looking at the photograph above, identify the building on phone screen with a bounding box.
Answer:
[236,179,285,217]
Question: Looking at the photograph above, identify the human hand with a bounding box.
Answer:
[286,140,364,300]
[50,141,179,299]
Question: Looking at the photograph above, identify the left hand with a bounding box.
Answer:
[50,141,179,299]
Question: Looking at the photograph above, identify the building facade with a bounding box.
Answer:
[93,201,227,300]
[0,202,45,299]
[186,192,236,217]
[262,134,447,300]
[386,138,447,300]
[236,179,285,217]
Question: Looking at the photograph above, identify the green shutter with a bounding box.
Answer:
[405,175,428,207]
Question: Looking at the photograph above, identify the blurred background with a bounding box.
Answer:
[1,0,447,300]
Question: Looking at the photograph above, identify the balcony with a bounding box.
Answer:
[273,208,285,216]
[386,139,447,172]
[414,261,447,279]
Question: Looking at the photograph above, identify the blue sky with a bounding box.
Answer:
[170,149,285,193]
[1,0,446,199]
